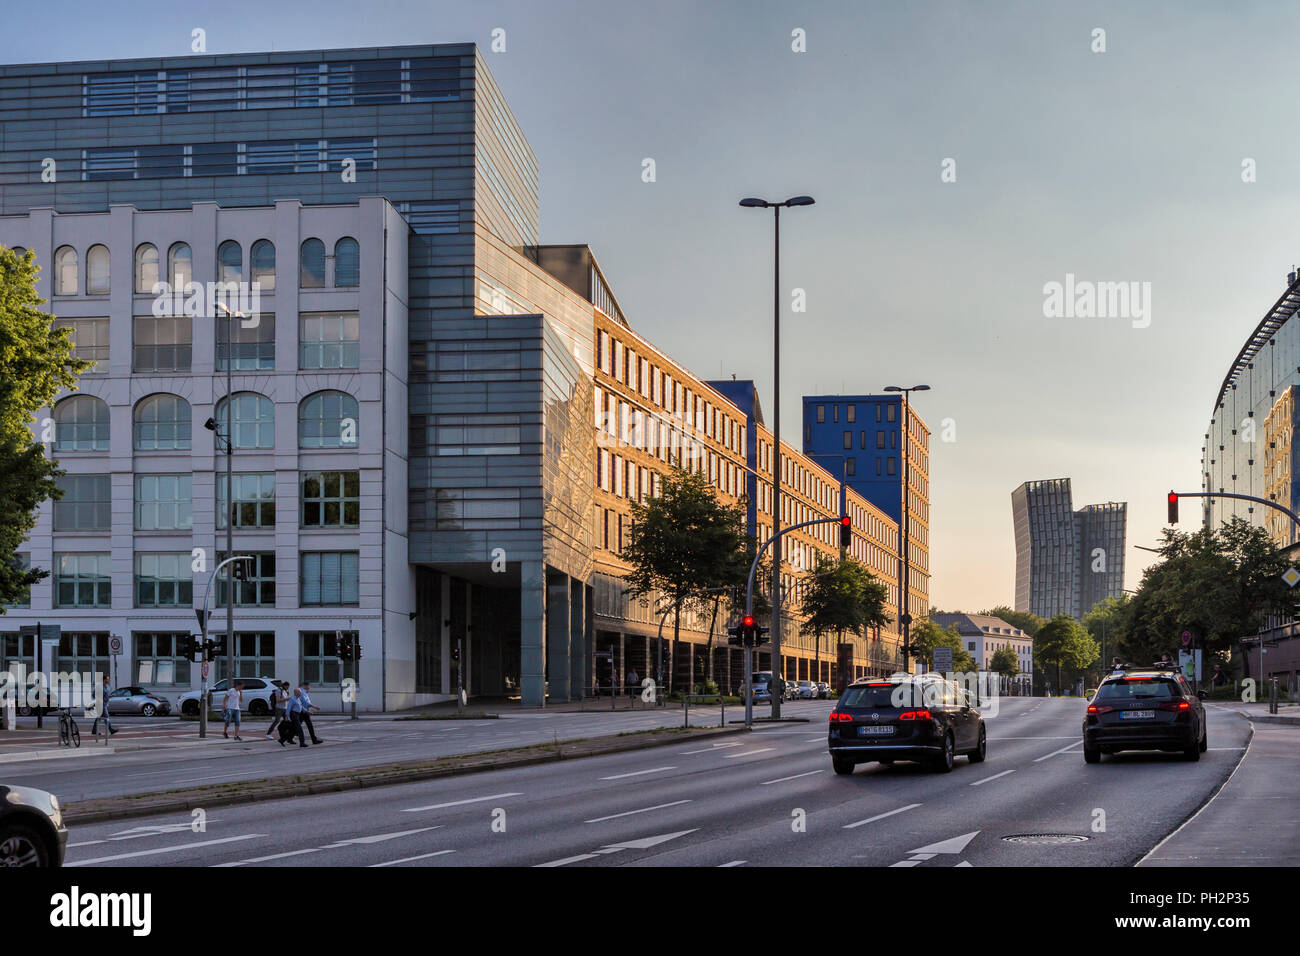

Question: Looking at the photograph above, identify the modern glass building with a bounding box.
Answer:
[1011,478,1126,620]
[0,43,911,708]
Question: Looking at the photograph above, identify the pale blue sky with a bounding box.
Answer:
[6,0,1296,610]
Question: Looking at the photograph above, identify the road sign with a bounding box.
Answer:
[1285,567,1300,588]
[1181,631,1191,646]
[201,662,209,680]
[110,636,122,654]
[932,646,953,672]
[1178,649,1202,681]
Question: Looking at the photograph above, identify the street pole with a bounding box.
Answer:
[225,314,235,688]
[901,391,911,674]
[770,203,783,717]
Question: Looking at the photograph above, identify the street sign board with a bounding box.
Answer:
[201,662,209,680]
[932,646,953,672]
[110,636,122,654]
[1178,649,1202,681]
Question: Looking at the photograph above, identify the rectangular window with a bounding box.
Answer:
[54,553,111,608]
[300,551,360,606]
[133,632,191,685]
[409,58,460,101]
[216,473,276,529]
[4,554,31,608]
[53,475,111,531]
[843,431,852,450]
[887,404,897,423]
[133,315,192,372]
[847,405,856,424]
[54,318,109,371]
[876,458,882,476]
[82,146,137,180]
[891,431,898,450]
[211,632,275,682]
[300,312,360,369]
[137,144,185,179]
[846,458,856,477]
[135,474,193,531]
[397,201,458,235]
[217,312,274,371]
[192,142,238,177]
[58,631,110,680]
[134,553,193,608]
[301,471,360,528]
[887,457,897,476]
[245,139,321,174]
[833,405,838,423]
[301,631,355,686]
[860,431,867,449]
[877,431,886,449]
[432,414,521,456]
[216,552,276,607]
[325,137,377,172]
[816,405,825,424]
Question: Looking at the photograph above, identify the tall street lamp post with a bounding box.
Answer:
[212,303,243,687]
[740,195,814,717]
[884,385,930,673]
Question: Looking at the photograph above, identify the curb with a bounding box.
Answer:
[63,724,747,825]
[1236,710,1300,726]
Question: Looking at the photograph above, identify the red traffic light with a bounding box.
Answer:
[1167,491,1178,524]
[743,615,755,629]
[839,515,852,547]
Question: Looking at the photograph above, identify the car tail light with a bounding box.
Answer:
[829,712,853,723]
[867,682,893,687]
[1087,704,1114,714]
[1158,700,1191,712]
[898,709,931,721]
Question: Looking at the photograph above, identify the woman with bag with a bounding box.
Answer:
[264,681,289,741]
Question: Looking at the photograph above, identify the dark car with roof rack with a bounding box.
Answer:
[1082,664,1207,763]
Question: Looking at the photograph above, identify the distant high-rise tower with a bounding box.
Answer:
[1012,478,1126,620]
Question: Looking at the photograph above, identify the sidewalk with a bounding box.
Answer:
[1139,716,1300,866]
[1232,701,1300,725]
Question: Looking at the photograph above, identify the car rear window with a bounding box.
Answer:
[840,684,917,708]
[1096,678,1178,700]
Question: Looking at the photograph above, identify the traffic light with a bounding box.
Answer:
[232,556,254,581]
[1168,491,1178,524]
[727,623,744,647]
[180,635,199,661]
[336,634,353,661]
[839,515,852,548]
[206,634,227,659]
[451,645,461,663]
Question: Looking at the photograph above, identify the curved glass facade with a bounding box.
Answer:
[1203,281,1300,547]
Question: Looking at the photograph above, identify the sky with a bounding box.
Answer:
[4,0,1297,612]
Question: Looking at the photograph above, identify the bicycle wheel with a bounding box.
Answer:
[58,718,69,747]
[70,722,80,748]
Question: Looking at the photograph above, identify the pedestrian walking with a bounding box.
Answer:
[294,681,323,744]
[222,681,243,740]
[627,668,639,697]
[265,681,289,739]
[91,675,118,737]
[284,684,307,747]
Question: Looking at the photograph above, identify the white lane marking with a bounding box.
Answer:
[321,826,441,847]
[585,800,691,823]
[215,848,323,867]
[402,792,523,812]
[989,736,1077,740]
[843,803,922,829]
[537,852,600,867]
[719,860,746,867]
[761,770,825,785]
[535,829,699,867]
[722,748,774,759]
[371,849,456,867]
[69,833,265,866]
[1033,741,1083,762]
[680,742,744,754]
[599,766,676,780]
[889,859,922,867]
[970,769,1017,787]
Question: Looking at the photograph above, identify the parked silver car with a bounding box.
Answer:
[106,686,171,717]
[796,680,816,699]
[176,676,281,716]
[0,785,66,867]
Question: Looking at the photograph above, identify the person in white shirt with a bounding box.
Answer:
[222,682,243,740]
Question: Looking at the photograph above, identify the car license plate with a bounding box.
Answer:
[859,725,895,736]
[1120,710,1155,719]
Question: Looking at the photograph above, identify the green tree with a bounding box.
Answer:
[989,646,1020,680]
[0,245,90,607]
[908,618,975,672]
[799,555,891,676]
[1034,614,1099,693]
[1120,519,1291,673]
[1081,594,1131,679]
[622,466,749,693]
[980,605,1046,638]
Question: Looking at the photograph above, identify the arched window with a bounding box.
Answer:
[86,244,110,295]
[10,246,27,258]
[54,246,78,295]
[217,240,242,284]
[250,239,276,291]
[135,243,160,293]
[214,392,275,449]
[167,242,193,287]
[52,395,109,451]
[299,390,359,449]
[299,238,325,288]
[133,394,192,450]
[334,237,359,287]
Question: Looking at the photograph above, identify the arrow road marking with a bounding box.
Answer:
[321,826,441,847]
[535,829,699,867]
[70,833,265,866]
[908,831,980,855]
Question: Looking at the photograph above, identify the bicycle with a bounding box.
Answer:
[58,709,80,748]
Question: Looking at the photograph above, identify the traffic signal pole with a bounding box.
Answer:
[1167,490,1300,531]
[196,554,254,739]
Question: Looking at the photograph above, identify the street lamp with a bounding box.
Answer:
[213,302,243,690]
[884,384,930,673]
[740,195,814,717]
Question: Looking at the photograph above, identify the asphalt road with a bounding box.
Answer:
[6,702,737,802]
[60,698,1251,867]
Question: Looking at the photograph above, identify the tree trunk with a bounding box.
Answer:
[672,597,683,695]
[706,596,720,686]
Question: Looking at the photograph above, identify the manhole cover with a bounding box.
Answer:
[1002,833,1089,845]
